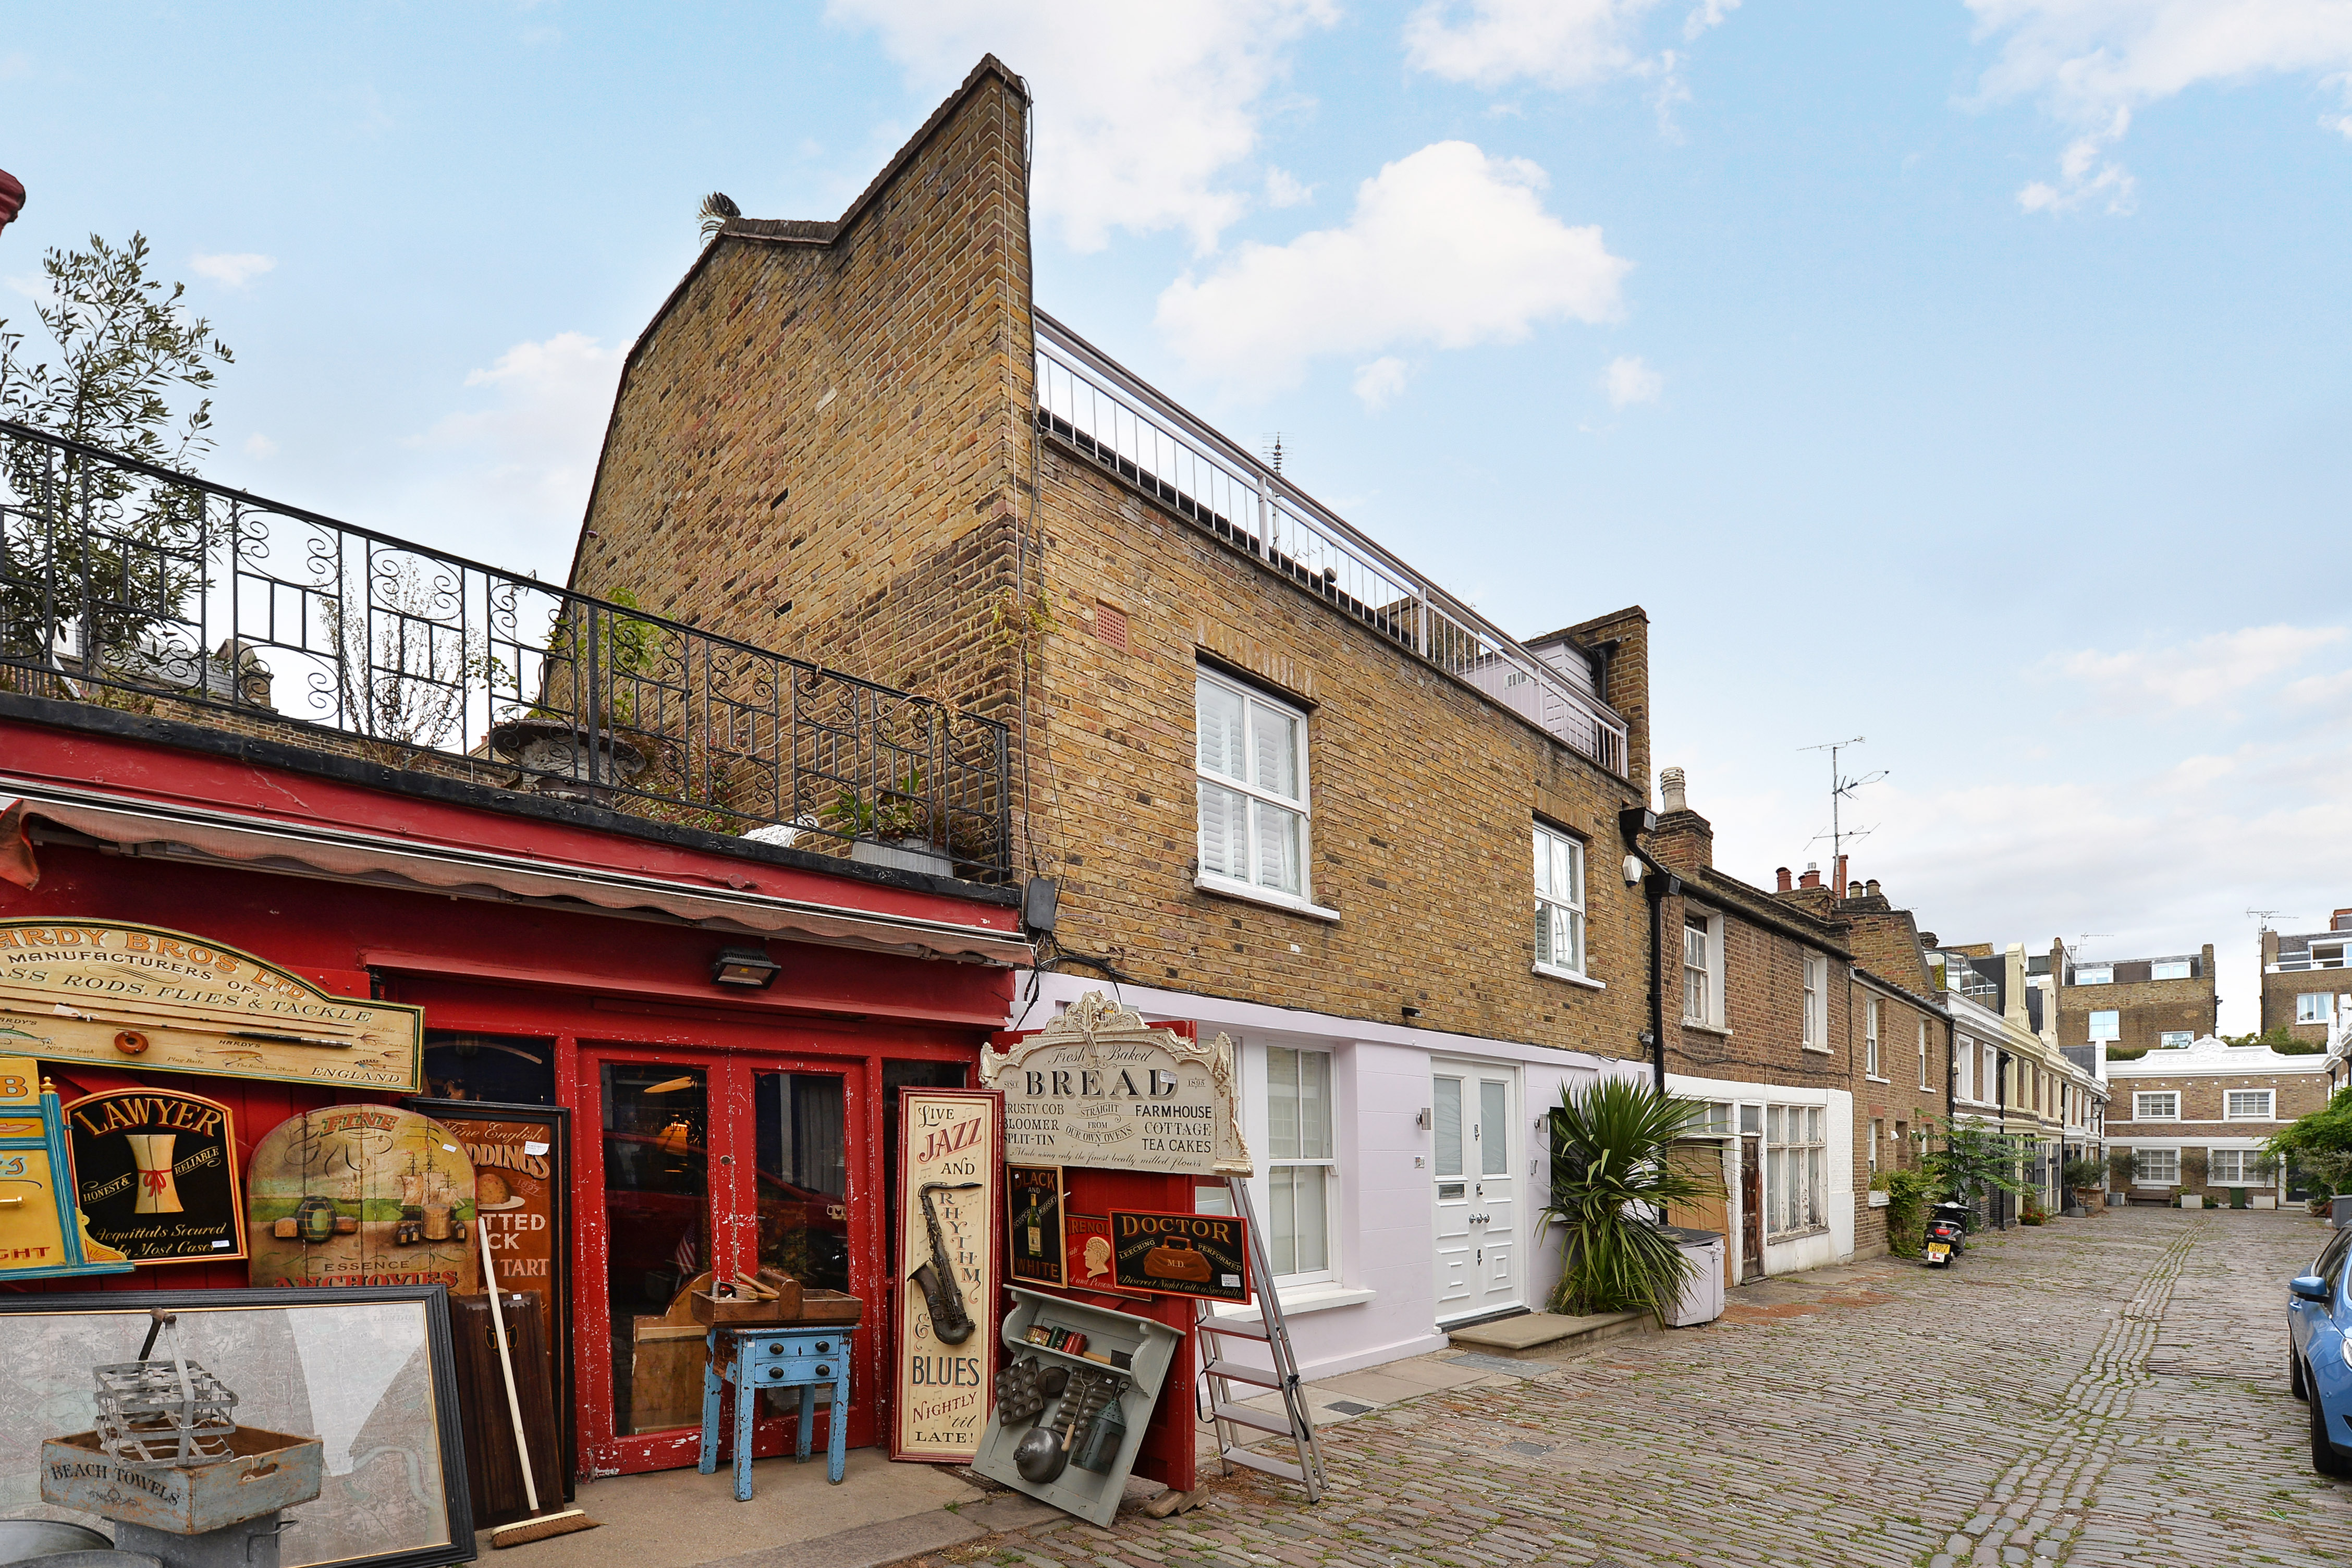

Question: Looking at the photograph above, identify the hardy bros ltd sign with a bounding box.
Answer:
[64,1087,247,1265]
[0,922,424,1093]
[892,1087,1001,1464]
[979,992,1251,1180]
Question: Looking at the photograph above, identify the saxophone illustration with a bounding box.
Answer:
[911,1180,982,1344]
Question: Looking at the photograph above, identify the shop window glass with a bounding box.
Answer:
[755,1071,850,1293]
[423,1031,554,1104]
[1268,1045,1335,1279]
[599,1062,708,1436]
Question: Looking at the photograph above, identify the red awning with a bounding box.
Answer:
[0,777,1030,966]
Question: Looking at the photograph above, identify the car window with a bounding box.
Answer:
[2317,1229,2352,1291]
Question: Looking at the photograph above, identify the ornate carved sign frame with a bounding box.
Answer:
[980,992,1252,1179]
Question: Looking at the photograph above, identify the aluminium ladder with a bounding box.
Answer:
[1194,1174,1326,1501]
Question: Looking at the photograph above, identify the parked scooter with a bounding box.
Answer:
[1924,1200,1971,1268]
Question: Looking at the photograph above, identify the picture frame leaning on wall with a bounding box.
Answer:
[0,1285,474,1568]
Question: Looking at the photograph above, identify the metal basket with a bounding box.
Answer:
[92,1354,240,1468]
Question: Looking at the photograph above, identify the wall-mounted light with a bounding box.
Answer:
[712,946,781,988]
[1416,1107,1433,1130]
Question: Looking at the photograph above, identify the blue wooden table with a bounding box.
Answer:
[697,1324,853,1496]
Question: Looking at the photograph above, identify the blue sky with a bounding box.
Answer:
[8,2,2352,1027]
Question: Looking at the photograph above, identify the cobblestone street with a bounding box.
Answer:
[921,1210,2352,1568]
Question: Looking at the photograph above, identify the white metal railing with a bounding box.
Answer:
[1032,312,1628,776]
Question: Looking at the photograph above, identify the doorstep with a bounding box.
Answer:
[1442,1308,1657,1361]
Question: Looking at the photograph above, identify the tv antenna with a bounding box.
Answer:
[1798,736,1887,875]
[2247,908,2291,931]
[1261,433,1285,475]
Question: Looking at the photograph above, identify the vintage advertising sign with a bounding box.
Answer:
[1109,1208,1251,1304]
[1061,1212,1150,1301]
[0,1056,131,1280]
[979,992,1250,1179]
[0,922,424,1093]
[247,1106,478,1290]
[1006,1165,1065,1287]
[64,1087,246,1265]
[892,1087,1001,1464]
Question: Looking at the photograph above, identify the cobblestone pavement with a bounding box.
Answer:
[904,1209,2352,1568]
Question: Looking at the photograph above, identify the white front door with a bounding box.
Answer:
[1431,1061,1520,1322]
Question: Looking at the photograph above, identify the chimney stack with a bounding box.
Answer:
[1798,862,1821,890]
[1775,867,1792,893]
[1833,854,1848,897]
[1660,766,1687,815]
[2334,908,2352,932]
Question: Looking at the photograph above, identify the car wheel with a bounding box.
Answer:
[2313,1371,2352,1479]
[2293,1350,2309,1401]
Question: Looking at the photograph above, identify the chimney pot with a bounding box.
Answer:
[1776,866,1792,893]
[1798,866,1822,889]
[1659,766,1687,815]
[1866,878,1880,898]
[1833,854,1848,896]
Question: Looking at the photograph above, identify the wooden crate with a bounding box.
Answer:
[41,1426,322,1535]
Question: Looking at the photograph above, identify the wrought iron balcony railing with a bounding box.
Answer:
[1033,312,1630,776]
[0,421,1012,880]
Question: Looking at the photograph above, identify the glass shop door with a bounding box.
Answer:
[583,1048,854,1475]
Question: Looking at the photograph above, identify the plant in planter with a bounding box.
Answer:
[1922,1117,2035,1227]
[2179,1150,2208,1209]
[2108,1149,2136,1204]
[2267,1089,2352,1217]
[1873,1168,1935,1257]
[2020,1197,2050,1226]
[1538,1078,1706,1319]
[2062,1157,2103,1214]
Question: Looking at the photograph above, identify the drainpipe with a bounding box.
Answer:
[1617,806,1673,1092]
[1995,1046,2012,1231]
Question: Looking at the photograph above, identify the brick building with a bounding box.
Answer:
[2050,940,2218,1056]
[1926,942,2107,1217]
[2260,911,2352,1047]
[1826,873,1954,1250]
[1644,770,1867,1279]
[569,58,1658,1375]
[2105,1034,2332,1204]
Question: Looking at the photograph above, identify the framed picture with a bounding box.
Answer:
[1006,1164,1065,1286]
[1061,1211,1152,1301]
[1108,1208,1252,1304]
[405,1097,573,1489]
[0,1286,474,1568]
[64,1086,248,1266]
[891,1086,1001,1464]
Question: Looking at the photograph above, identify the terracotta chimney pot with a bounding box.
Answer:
[1776,867,1793,893]
[1798,863,1821,890]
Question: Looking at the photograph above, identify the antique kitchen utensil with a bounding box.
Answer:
[479,1220,599,1547]
[1071,1381,1129,1474]
[1011,1420,1067,1484]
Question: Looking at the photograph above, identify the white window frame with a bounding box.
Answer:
[1955,1037,1975,1102]
[2088,1009,2120,1043]
[2133,1147,2179,1185]
[1800,954,1829,1051]
[2224,1089,2274,1121]
[1917,1019,1931,1090]
[2134,1091,2179,1121]
[1259,1043,1339,1288]
[2209,1149,2263,1184]
[1681,908,1721,1025]
[2076,966,2113,985]
[1765,1103,1828,1238]
[2151,960,2191,981]
[1869,1117,1882,1174]
[2158,1030,2191,1049]
[1865,998,1881,1079]
[1194,666,1326,916]
[1532,823,1589,982]
[2298,992,2335,1025]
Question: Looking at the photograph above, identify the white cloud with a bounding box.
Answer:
[2045,623,2347,712]
[1969,1,2352,212]
[829,0,1337,253]
[1683,0,1738,40]
[242,433,278,459]
[4,273,49,305]
[1352,356,1412,411]
[1264,166,1314,207]
[1405,0,1662,88]
[190,252,277,289]
[1156,141,1630,390]
[416,332,623,530]
[1604,353,1663,406]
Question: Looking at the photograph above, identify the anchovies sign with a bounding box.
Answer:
[979,991,1251,1179]
[0,922,424,1093]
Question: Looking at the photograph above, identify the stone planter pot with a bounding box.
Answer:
[2106,1192,2126,1206]
[2179,1194,2203,1210]
[487,717,648,804]
[849,835,952,878]
[2251,1194,2277,1210]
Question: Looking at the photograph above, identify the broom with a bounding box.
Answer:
[479,1218,601,1547]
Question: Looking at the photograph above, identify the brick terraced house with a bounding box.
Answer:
[1824,872,1955,1250]
[2261,911,2352,1048]
[1927,942,2107,1219]
[567,58,1660,1376]
[2105,1034,2332,1206]
[2051,940,2219,1056]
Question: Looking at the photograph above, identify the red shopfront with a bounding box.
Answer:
[0,705,1025,1479]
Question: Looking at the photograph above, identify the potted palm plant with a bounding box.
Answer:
[1538,1078,1707,1322]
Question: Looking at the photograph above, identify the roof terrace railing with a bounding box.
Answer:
[0,421,1012,880]
[1032,312,1628,776]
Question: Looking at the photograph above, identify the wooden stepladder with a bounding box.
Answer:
[1194,1174,1326,1501]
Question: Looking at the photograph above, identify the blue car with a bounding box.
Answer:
[2290,1226,2352,1477]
